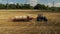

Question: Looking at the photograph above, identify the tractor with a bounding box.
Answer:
[37,14,48,22]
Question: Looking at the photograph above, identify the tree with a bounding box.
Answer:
[22,4,31,9]
[0,4,6,9]
[16,3,21,9]
[34,4,41,9]
[34,4,49,10]
[7,4,16,9]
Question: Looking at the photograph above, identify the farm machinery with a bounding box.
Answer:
[9,14,48,22]
[9,16,33,22]
[37,14,48,22]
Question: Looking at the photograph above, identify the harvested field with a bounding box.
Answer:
[0,10,60,34]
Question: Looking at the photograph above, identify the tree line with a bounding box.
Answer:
[0,3,60,11]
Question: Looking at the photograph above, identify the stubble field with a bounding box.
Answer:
[0,10,60,34]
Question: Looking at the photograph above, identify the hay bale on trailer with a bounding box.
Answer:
[9,16,33,22]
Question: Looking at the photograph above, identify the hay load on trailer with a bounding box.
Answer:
[9,16,33,22]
